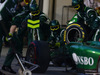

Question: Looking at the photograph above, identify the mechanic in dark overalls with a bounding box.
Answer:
[48,20,65,66]
[72,0,100,41]
[26,3,51,44]
[48,20,76,70]
[0,0,29,74]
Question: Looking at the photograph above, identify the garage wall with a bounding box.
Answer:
[40,0,76,26]
[54,0,76,26]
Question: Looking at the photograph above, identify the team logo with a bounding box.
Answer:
[72,53,94,66]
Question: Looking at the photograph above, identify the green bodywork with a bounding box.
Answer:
[66,41,100,70]
[64,5,100,72]
[68,14,78,25]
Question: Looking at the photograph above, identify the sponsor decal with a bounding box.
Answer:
[72,53,94,66]
[68,15,77,25]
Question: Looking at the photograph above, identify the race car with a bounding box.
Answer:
[66,41,100,74]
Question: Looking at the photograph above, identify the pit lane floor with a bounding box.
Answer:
[0,47,85,75]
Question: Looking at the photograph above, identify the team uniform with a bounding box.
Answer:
[77,6,100,30]
[72,0,100,41]
[0,0,29,74]
[0,0,26,56]
[48,20,66,66]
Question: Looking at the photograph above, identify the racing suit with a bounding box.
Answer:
[48,28,75,68]
[3,11,51,67]
[48,28,67,66]
[0,0,27,56]
[76,6,100,41]
[24,12,51,45]
[2,5,30,67]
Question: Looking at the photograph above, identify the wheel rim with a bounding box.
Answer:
[27,45,37,64]
[66,28,81,43]
[23,69,32,75]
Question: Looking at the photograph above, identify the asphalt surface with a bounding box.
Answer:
[0,47,83,75]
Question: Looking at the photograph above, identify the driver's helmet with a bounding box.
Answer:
[72,0,84,11]
[50,20,60,35]
[29,3,40,17]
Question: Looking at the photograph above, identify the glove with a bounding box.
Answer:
[55,42,60,47]
[6,33,13,41]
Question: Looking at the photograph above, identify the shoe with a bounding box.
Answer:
[0,71,5,75]
[2,66,16,74]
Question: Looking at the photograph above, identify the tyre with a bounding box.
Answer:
[93,29,100,41]
[26,40,50,73]
[98,61,100,73]
[64,23,87,44]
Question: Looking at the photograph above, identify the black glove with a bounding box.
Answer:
[6,33,13,41]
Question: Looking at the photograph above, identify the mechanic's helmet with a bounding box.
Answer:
[72,0,84,11]
[29,3,40,17]
[50,20,60,35]
[24,0,31,4]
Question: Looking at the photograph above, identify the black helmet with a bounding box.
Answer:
[72,0,84,11]
[50,20,60,32]
[29,2,40,16]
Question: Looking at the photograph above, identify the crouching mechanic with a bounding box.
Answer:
[48,20,76,70]
[2,1,50,74]
[49,20,70,66]
[72,0,100,41]
[48,20,66,66]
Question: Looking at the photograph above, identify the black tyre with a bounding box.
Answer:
[64,23,87,44]
[26,40,50,73]
[97,61,100,73]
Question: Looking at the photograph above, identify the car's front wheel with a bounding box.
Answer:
[64,23,87,44]
[26,41,50,73]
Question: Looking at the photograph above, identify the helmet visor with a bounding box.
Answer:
[73,4,80,10]
[31,10,40,16]
[50,25,59,31]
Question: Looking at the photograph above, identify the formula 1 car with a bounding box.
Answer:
[66,41,100,74]
[63,8,100,74]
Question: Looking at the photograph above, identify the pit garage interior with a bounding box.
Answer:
[1,0,100,75]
